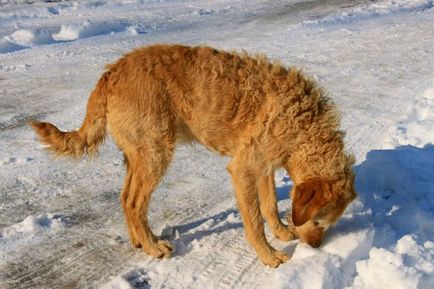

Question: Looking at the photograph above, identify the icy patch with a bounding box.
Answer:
[303,0,433,26]
[353,236,434,289]
[385,80,434,147]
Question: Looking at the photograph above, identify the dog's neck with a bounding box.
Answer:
[288,130,349,181]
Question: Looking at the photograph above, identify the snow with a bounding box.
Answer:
[354,236,434,289]
[349,81,434,289]
[385,79,434,147]
[302,0,434,26]
[1,213,67,240]
[0,213,71,262]
[0,28,53,52]
[103,268,150,289]
[1,0,434,288]
[52,20,130,41]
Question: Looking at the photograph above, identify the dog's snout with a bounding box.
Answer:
[307,239,322,248]
[298,227,325,248]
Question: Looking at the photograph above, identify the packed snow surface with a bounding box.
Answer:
[1,0,434,288]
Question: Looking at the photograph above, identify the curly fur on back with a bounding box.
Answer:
[30,44,356,268]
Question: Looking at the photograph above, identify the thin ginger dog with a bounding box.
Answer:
[30,44,356,268]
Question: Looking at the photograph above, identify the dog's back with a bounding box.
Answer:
[104,44,292,156]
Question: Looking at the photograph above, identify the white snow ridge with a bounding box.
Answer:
[1,0,434,288]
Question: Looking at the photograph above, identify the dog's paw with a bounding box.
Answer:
[143,239,173,258]
[274,224,297,242]
[258,250,289,268]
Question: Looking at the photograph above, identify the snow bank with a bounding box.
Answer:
[4,28,53,46]
[0,28,53,53]
[0,21,132,53]
[354,236,434,289]
[356,145,434,215]
[271,253,343,289]
[352,145,434,289]
[303,0,434,26]
[53,20,130,41]
[269,216,374,289]
[349,81,434,289]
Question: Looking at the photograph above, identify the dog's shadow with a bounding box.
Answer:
[327,144,434,246]
[168,176,296,257]
[168,208,243,256]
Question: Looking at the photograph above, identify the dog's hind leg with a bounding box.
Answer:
[258,174,296,242]
[121,154,141,247]
[123,139,175,258]
[227,154,289,268]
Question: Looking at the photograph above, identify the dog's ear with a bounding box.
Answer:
[292,180,332,226]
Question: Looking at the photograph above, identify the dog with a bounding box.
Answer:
[30,44,356,268]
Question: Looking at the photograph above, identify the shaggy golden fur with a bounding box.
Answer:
[30,44,356,268]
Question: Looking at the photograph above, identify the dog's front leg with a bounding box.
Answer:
[258,174,296,242]
[227,157,289,268]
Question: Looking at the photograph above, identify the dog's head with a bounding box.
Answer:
[289,173,356,247]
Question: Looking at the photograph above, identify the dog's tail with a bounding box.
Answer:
[29,71,111,159]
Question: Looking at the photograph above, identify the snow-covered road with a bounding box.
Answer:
[1,1,433,288]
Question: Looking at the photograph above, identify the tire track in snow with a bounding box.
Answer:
[2,242,134,289]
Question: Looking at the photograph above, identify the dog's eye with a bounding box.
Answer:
[314,221,320,226]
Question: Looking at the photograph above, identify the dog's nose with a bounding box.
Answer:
[303,230,325,248]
